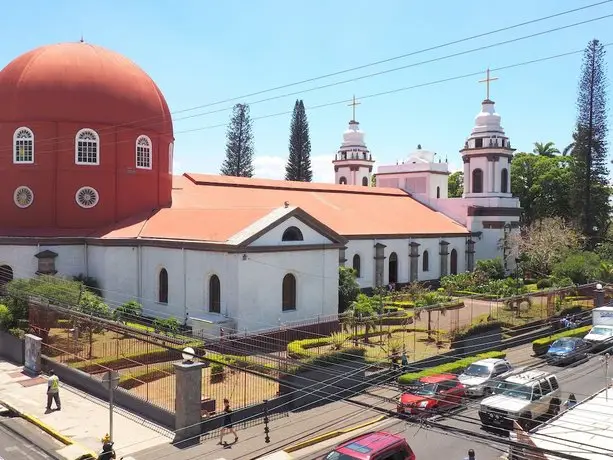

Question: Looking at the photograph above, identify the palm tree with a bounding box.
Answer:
[533,142,560,157]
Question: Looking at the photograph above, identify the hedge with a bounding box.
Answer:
[119,366,175,390]
[532,325,592,356]
[397,351,507,384]
[453,290,500,299]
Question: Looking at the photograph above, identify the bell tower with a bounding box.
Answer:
[460,69,515,198]
[332,96,374,186]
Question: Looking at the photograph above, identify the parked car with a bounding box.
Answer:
[323,431,415,460]
[397,373,465,416]
[458,358,514,397]
[545,337,591,365]
[478,370,561,430]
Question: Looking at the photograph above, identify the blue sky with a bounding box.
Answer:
[3,0,613,181]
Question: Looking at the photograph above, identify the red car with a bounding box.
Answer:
[397,373,465,416]
[323,431,415,460]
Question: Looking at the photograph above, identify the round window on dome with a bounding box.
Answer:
[75,186,99,209]
[13,186,34,208]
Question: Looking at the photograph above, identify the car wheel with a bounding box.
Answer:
[483,387,492,397]
[549,399,561,417]
[519,412,533,430]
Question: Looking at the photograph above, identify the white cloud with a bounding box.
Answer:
[254,155,334,183]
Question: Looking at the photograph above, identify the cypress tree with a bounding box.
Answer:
[285,100,313,182]
[569,39,610,247]
[220,103,255,177]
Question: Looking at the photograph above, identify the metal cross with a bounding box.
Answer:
[348,95,361,121]
[479,68,498,100]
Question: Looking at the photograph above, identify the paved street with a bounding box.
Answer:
[0,415,63,460]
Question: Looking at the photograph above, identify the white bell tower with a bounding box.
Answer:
[332,96,374,186]
[460,69,515,198]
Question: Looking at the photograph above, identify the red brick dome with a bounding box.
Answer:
[0,42,173,134]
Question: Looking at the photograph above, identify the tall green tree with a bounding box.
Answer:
[569,39,610,247]
[510,152,572,225]
[532,141,559,157]
[220,103,255,177]
[448,171,464,198]
[285,100,313,182]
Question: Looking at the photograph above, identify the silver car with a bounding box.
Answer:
[458,358,514,397]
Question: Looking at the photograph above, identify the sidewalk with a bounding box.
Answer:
[0,360,172,459]
[132,396,388,460]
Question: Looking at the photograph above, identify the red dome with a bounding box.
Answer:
[0,42,173,134]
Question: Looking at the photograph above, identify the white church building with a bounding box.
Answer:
[0,42,520,334]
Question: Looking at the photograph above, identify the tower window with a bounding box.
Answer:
[13,127,34,164]
[472,169,483,193]
[474,138,483,148]
[501,168,509,193]
[282,226,304,242]
[339,176,347,185]
[75,129,100,165]
[362,177,368,187]
[136,135,152,169]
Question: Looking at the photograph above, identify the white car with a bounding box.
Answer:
[458,358,514,397]
[478,370,562,430]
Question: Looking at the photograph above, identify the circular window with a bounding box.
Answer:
[75,186,99,209]
[13,186,34,208]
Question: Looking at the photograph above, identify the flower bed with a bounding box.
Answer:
[397,351,506,384]
[532,325,592,356]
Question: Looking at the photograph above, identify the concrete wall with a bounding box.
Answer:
[42,357,175,430]
[0,330,24,364]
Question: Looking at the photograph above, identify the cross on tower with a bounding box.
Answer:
[348,95,361,121]
[478,68,498,101]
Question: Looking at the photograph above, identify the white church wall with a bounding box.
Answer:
[345,239,374,289]
[87,245,139,309]
[235,248,339,332]
[0,244,85,280]
[248,216,333,247]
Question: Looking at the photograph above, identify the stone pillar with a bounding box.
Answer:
[373,243,386,287]
[174,361,206,444]
[596,286,605,308]
[439,241,450,277]
[409,242,420,282]
[24,334,42,375]
[466,239,476,272]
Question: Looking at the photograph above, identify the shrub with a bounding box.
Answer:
[552,252,601,285]
[452,320,505,343]
[338,266,360,313]
[113,300,143,323]
[397,351,506,384]
[476,258,506,280]
[153,317,180,336]
[0,304,13,330]
[536,278,553,289]
[210,363,225,384]
[532,325,592,356]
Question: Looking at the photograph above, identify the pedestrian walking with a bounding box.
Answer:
[565,393,577,410]
[218,398,238,445]
[46,370,61,411]
[464,448,475,460]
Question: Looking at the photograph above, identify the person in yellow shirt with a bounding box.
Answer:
[46,370,61,411]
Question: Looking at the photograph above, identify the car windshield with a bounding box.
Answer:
[463,364,491,377]
[591,327,613,337]
[325,452,361,460]
[414,382,438,396]
[551,338,575,350]
[494,382,532,400]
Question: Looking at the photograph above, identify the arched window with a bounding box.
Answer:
[389,252,398,284]
[501,168,509,193]
[158,268,168,304]
[422,251,429,272]
[75,129,100,165]
[339,176,347,185]
[209,275,221,313]
[436,186,441,199]
[362,177,368,187]
[450,249,458,275]
[136,135,152,169]
[282,274,297,311]
[168,143,174,174]
[472,168,483,193]
[13,127,34,164]
[282,226,304,242]
[352,254,361,278]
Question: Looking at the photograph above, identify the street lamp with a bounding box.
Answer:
[182,347,196,364]
[102,370,120,442]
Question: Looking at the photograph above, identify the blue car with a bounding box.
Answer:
[545,337,591,366]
